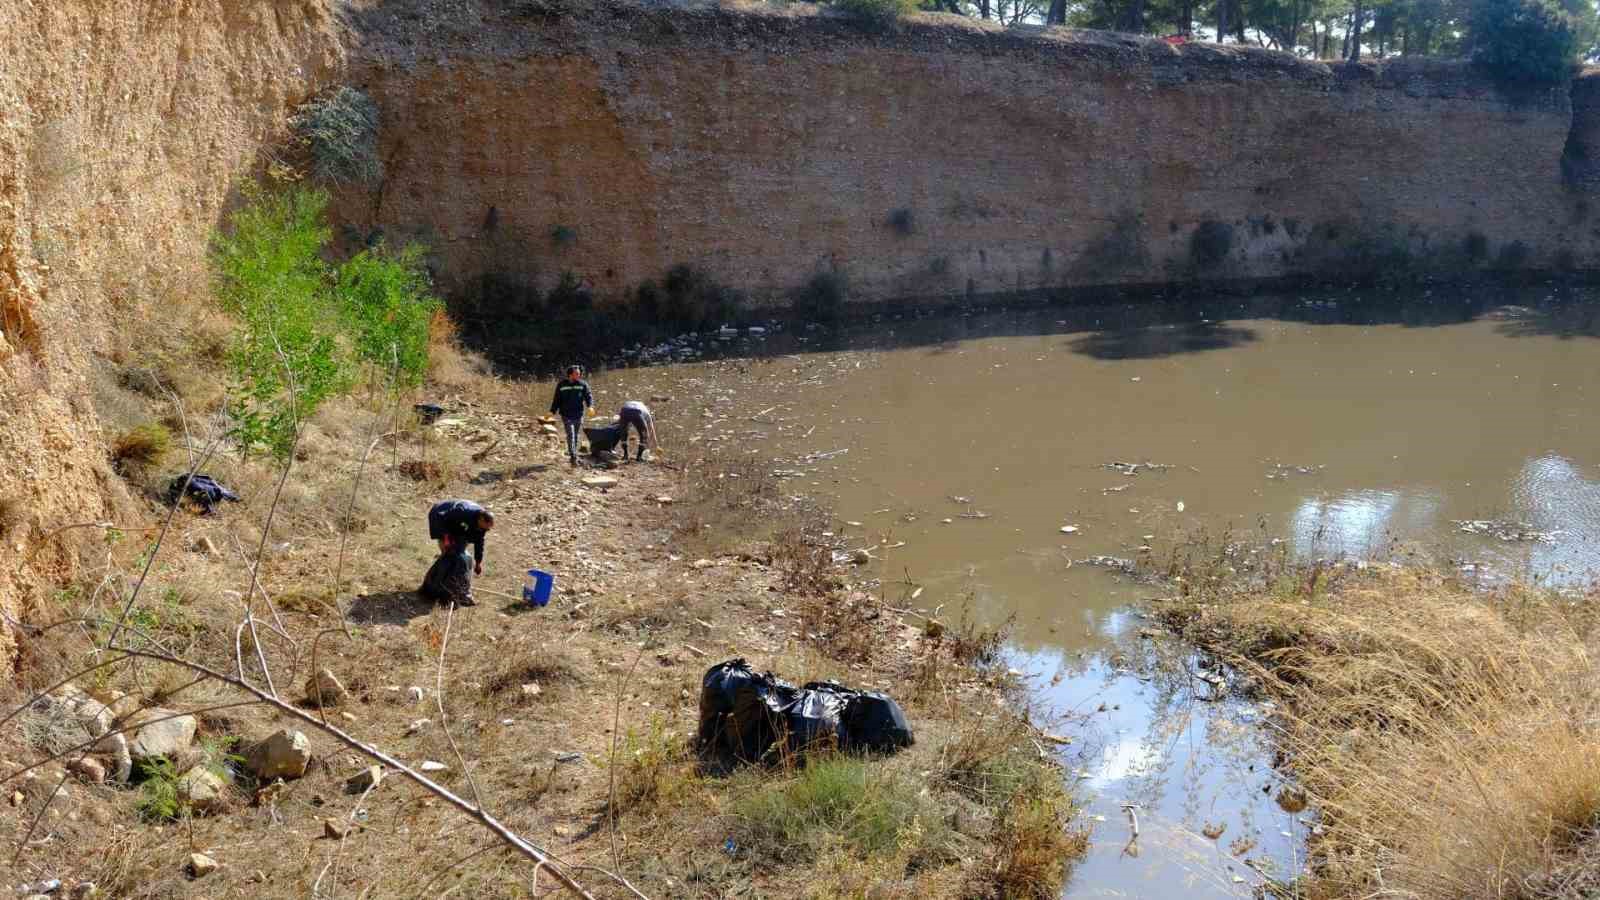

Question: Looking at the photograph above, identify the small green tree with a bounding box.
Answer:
[211,183,349,460]
[1469,0,1579,83]
[335,242,442,387]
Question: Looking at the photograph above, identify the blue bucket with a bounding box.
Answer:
[523,569,555,607]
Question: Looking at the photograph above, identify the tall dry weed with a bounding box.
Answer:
[1166,566,1600,899]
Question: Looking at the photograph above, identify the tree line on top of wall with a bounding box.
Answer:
[831,0,1591,84]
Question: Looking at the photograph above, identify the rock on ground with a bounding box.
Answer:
[246,730,311,780]
[346,765,384,793]
[187,853,218,878]
[128,709,197,764]
[177,768,227,815]
[305,669,351,707]
[67,757,106,784]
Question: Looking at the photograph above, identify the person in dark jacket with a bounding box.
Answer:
[421,500,495,607]
[616,400,658,462]
[548,365,593,465]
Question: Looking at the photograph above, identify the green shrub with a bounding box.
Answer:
[1190,220,1235,270]
[293,87,382,184]
[135,757,181,822]
[335,242,442,387]
[1468,0,1579,84]
[734,756,950,861]
[637,264,743,331]
[793,271,848,323]
[211,183,348,460]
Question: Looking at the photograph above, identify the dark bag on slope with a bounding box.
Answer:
[697,661,914,765]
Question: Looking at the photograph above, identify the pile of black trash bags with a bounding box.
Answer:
[697,658,914,763]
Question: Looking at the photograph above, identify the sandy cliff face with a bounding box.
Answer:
[337,1,1590,312]
[0,0,340,660]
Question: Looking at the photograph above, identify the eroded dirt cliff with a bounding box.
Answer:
[0,0,341,660]
[334,0,1592,313]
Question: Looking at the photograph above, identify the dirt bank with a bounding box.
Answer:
[0,363,1083,898]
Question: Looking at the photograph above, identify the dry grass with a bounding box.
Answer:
[1160,560,1600,900]
[110,422,172,471]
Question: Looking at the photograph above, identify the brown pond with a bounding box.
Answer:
[591,287,1600,896]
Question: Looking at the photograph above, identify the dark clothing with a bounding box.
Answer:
[549,378,593,420]
[585,423,625,458]
[562,416,583,461]
[166,474,240,515]
[419,547,474,605]
[428,499,487,566]
[618,403,652,460]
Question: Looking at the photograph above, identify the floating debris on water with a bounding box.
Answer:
[1104,461,1174,477]
[1453,520,1563,543]
[1266,462,1326,479]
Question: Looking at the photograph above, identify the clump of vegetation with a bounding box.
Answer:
[1468,0,1580,84]
[550,224,577,245]
[211,184,347,459]
[982,769,1085,899]
[335,242,442,386]
[135,757,182,822]
[1495,238,1532,269]
[793,270,849,323]
[1189,220,1234,270]
[733,755,954,862]
[610,717,696,812]
[1157,547,1600,899]
[110,422,172,471]
[292,86,382,184]
[211,182,442,458]
[633,263,745,332]
[1464,230,1491,262]
[827,0,914,28]
[887,207,916,235]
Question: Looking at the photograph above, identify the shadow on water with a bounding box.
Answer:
[550,278,1600,376]
[1067,321,1259,360]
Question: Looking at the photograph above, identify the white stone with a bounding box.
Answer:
[177,768,227,815]
[188,853,218,877]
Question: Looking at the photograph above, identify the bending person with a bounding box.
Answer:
[617,400,658,462]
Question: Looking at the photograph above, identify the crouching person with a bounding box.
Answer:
[421,499,496,607]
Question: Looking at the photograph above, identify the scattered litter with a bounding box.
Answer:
[1102,484,1132,493]
[419,761,448,773]
[1076,556,1137,575]
[1059,525,1080,534]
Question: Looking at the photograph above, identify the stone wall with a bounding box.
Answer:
[336,0,1592,312]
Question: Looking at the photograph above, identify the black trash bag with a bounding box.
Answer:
[697,659,795,762]
[414,403,446,425]
[782,682,852,754]
[840,690,915,752]
[165,474,240,515]
[698,662,914,765]
[584,424,625,457]
[419,549,474,605]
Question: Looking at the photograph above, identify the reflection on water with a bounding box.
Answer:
[594,287,1600,898]
[1021,624,1307,898]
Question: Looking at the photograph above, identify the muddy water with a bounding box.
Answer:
[593,290,1600,896]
